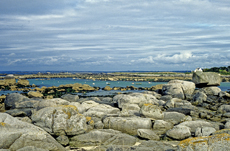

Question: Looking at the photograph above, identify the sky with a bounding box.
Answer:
[0,0,230,71]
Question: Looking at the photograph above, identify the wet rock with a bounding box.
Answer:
[104,86,112,91]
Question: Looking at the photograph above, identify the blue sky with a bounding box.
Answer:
[0,0,230,71]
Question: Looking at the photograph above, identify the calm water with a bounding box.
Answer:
[1,78,230,96]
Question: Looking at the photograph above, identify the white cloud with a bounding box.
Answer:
[0,0,230,71]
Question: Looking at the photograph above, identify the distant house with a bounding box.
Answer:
[194,68,203,72]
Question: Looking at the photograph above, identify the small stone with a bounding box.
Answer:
[56,135,69,146]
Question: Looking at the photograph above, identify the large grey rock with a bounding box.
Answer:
[0,113,65,151]
[69,129,136,147]
[201,87,221,96]
[178,120,214,133]
[153,120,173,130]
[177,133,230,151]
[140,104,164,119]
[61,94,79,102]
[4,93,38,110]
[168,80,195,95]
[192,92,207,105]
[33,98,70,111]
[103,117,152,135]
[163,112,187,125]
[195,127,216,137]
[217,105,230,114]
[166,125,191,140]
[5,109,32,117]
[113,93,162,109]
[120,103,141,116]
[87,104,120,114]
[171,98,192,108]
[192,71,222,87]
[162,83,185,99]
[31,105,87,136]
[137,129,160,140]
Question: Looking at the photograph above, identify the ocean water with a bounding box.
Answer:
[1,77,230,96]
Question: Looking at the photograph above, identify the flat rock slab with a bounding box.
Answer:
[103,117,152,135]
[192,71,221,87]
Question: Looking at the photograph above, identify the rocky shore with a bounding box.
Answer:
[1,71,230,150]
[1,71,230,82]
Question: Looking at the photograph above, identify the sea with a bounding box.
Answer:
[0,71,230,96]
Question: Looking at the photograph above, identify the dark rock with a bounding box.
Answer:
[166,107,192,115]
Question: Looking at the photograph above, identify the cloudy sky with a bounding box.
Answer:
[0,0,230,71]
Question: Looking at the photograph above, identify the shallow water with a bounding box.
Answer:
[0,78,230,96]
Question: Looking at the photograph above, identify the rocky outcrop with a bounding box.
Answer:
[28,91,43,98]
[69,129,136,147]
[0,113,65,151]
[162,80,195,99]
[177,133,230,151]
[31,105,87,136]
[192,71,222,87]
[17,79,29,86]
[103,117,152,135]
[1,78,230,151]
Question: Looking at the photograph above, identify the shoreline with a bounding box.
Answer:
[1,71,230,82]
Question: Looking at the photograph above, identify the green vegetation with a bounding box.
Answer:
[113,72,187,75]
[203,66,230,75]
